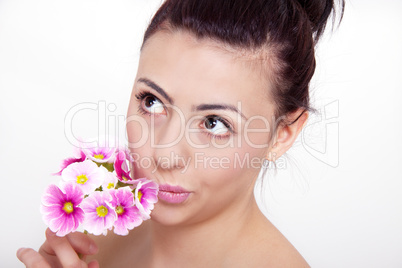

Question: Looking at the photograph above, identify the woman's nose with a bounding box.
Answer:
[151,112,190,171]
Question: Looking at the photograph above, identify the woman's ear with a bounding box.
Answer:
[266,109,309,161]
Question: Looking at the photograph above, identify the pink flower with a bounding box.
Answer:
[109,187,143,235]
[99,166,118,190]
[40,182,85,237]
[84,146,116,164]
[61,160,105,195]
[54,148,86,176]
[80,191,117,235]
[114,150,134,182]
[131,179,159,220]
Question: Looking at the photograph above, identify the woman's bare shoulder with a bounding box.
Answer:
[86,217,309,267]
[255,228,310,267]
[230,216,310,267]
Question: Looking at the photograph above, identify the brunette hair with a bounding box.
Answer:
[142,0,344,132]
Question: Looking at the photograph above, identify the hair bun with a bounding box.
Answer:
[295,0,345,42]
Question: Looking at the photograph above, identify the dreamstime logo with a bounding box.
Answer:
[64,100,339,168]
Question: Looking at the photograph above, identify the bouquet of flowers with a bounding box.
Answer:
[40,145,158,237]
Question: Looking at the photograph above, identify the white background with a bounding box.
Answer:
[1,0,401,267]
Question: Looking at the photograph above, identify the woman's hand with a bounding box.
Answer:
[17,228,99,268]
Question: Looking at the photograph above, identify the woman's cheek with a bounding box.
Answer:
[187,130,265,176]
[127,117,154,179]
[194,146,258,176]
[243,117,273,150]
[126,113,150,150]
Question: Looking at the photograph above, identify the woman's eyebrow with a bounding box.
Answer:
[194,104,248,120]
[137,77,247,120]
[137,77,174,104]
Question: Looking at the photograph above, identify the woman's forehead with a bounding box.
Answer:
[137,30,276,118]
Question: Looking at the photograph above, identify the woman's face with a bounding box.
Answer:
[127,30,276,226]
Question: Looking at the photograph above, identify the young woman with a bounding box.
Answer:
[17,0,344,267]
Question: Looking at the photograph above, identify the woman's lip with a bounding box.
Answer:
[158,184,190,193]
[158,184,191,204]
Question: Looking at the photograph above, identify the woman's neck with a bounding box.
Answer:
[145,193,265,267]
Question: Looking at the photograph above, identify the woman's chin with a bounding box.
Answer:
[150,202,194,227]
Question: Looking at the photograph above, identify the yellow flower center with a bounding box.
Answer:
[122,176,128,181]
[137,190,143,203]
[107,183,114,189]
[96,205,108,217]
[94,154,104,160]
[116,205,124,215]
[62,202,74,214]
[76,174,88,184]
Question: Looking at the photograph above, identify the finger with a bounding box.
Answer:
[40,228,98,256]
[17,248,51,268]
[88,259,100,268]
[44,228,86,268]
[66,232,98,255]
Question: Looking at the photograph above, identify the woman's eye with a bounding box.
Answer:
[138,93,166,115]
[202,116,232,136]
